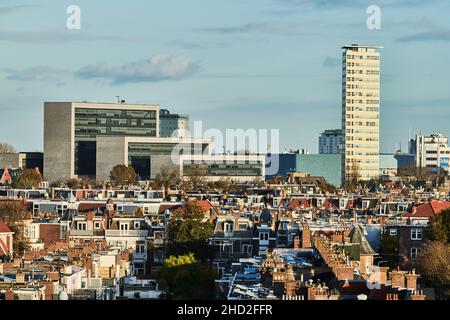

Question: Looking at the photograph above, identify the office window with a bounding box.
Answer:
[411,228,422,240]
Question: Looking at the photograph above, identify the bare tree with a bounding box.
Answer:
[0,142,16,154]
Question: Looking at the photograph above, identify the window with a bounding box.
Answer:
[120,223,129,231]
[224,222,233,234]
[242,244,253,254]
[411,247,422,260]
[411,228,423,240]
[259,232,269,241]
[389,229,397,236]
[134,221,141,230]
[94,221,101,230]
[77,222,87,231]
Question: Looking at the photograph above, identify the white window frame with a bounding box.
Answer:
[242,244,253,254]
[78,222,87,231]
[411,228,423,240]
[94,221,101,230]
[134,221,141,230]
[410,247,422,260]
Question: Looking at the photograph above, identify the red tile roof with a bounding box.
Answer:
[0,219,12,233]
[403,200,450,218]
[288,198,311,209]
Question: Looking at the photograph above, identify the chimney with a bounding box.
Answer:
[390,270,406,288]
[293,236,300,249]
[301,223,311,248]
[405,270,419,291]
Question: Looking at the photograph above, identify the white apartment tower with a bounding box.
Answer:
[342,44,382,184]
[411,133,450,174]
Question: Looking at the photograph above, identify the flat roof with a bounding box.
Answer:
[342,44,383,49]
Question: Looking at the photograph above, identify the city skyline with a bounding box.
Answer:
[1,0,450,153]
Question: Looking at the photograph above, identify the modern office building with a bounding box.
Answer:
[44,102,263,183]
[319,129,343,154]
[179,155,266,183]
[44,102,160,182]
[342,44,382,184]
[96,136,210,181]
[0,152,44,173]
[159,109,189,138]
[410,133,450,174]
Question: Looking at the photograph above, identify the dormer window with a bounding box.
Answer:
[117,205,124,212]
[77,222,87,231]
[134,221,141,230]
[224,222,233,235]
[259,232,269,241]
[94,221,101,230]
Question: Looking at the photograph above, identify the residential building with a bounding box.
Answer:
[159,109,189,137]
[0,219,13,259]
[410,133,450,174]
[342,44,382,183]
[319,129,343,154]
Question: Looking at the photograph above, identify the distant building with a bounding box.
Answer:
[342,44,382,183]
[319,129,343,154]
[159,109,189,138]
[410,133,450,174]
[266,154,342,187]
[0,152,43,173]
[179,154,266,183]
[44,102,160,182]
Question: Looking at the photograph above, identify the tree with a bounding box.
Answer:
[12,169,42,189]
[0,201,31,256]
[425,209,450,243]
[207,177,236,193]
[109,165,138,186]
[416,241,450,299]
[0,142,16,154]
[154,165,180,196]
[158,253,216,300]
[167,202,215,262]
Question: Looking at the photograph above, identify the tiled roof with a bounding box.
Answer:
[403,200,450,218]
[0,218,12,233]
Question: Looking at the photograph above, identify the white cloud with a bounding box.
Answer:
[75,54,200,84]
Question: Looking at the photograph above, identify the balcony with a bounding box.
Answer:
[105,230,148,238]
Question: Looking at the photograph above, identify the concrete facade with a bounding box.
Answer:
[342,45,382,184]
[44,102,74,183]
[95,136,211,181]
[44,102,160,183]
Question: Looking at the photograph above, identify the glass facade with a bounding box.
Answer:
[74,107,157,177]
[127,142,209,180]
[183,161,262,177]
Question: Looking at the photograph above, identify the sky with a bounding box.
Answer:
[1,0,450,154]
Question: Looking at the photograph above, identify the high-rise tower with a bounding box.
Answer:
[342,44,382,184]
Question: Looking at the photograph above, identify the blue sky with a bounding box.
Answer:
[1,0,450,153]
